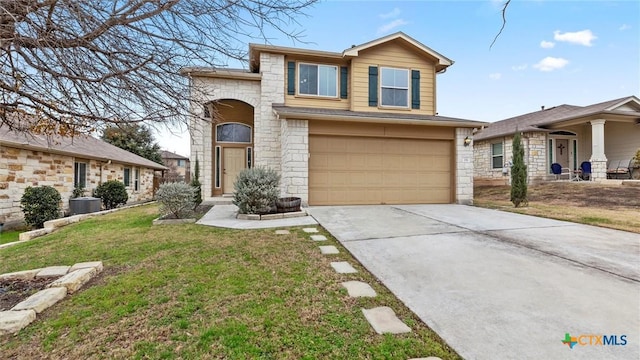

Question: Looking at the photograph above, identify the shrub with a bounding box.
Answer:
[94,180,128,210]
[233,167,280,214]
[156,182,195,219]
[510,131,528,207]
[191,156,202,210]
[20,186,61,228]
[71,185,86,198]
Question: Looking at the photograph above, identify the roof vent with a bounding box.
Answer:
[541,106,545,111]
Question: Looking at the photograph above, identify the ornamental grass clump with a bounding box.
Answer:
[233,167,280,214]
[156,182,196,219]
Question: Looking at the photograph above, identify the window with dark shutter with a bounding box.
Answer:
[287,61,295,95]
[411,70,420,109]
[368,66,378,106]
[340,67,348,99]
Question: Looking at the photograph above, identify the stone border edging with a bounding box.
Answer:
[236,210,308,221]
[0,202,155,249]
[0,261,103,335]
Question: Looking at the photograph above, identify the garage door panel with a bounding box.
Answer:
[309,134,452,205]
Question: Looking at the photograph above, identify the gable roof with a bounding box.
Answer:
[0,128,167,170]
[161,150,189,160]
[475,96,640,141]
[248,32,453,73]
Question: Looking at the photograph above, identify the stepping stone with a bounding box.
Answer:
[275,230,290,235]
[0,269,41,281]
[362,306,411,334]
[330,261,357,274]
[12,287,67,313]
[319,245,339,254]
[303,228,319,233]
[341,281,377,297]
[48,267,96,294]
[69,261,103,273]
[36,266,70,278]
[310,235,327,241]
[0,310,36,335]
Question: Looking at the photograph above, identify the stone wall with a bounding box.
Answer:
[0,145,156,229]
[455,128,474,204]
[280,119,309,204]
[256,52,285,171]
[474,132,550,185]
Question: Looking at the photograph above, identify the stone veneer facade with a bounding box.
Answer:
[455,128,474,204]
[474,132,548,185]
[0,145,156,229]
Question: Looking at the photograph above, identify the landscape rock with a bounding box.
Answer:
[36,266,70,278]
[12,287,67,313]
[0,310,36,335]
[0,269,42,281]
[69,261,104,273]
[48,267,96,293]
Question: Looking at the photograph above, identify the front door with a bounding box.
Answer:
[223,148,245,193]
[554,139,570,168]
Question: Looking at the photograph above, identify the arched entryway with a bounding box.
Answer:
[210,99,254,196]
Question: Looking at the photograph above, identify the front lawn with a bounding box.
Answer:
[0,230,20,245]
[0,204,459,359]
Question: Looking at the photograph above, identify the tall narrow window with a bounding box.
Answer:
[134,168,140,191]
[491,143,503,169]
[247,147,252,169]
[215,146,221,188]
[298,63,337,97]
[123,167,131,187]
[380,67,409,107]
[74,162,87,188]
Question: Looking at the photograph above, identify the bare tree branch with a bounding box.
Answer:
[0,0,317,135]
[490,0,511,49]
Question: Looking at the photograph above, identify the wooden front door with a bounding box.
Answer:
[223,148,245,193]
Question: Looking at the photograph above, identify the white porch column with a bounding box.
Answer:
[589,119,607,180]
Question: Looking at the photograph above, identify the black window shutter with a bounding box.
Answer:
[411,70,420,109]
[340,67,348,99]
[287,61,295,95]
[368,66,378,107]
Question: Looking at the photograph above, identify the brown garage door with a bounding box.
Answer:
[309,135,452,205]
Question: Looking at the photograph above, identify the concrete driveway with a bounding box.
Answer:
[308,205,640,360]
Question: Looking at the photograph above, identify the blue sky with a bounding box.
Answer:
[157,0,639,156]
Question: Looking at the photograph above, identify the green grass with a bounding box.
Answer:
[0,204,459,359]
[0,230,20,245]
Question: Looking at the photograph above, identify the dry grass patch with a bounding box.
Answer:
[475,182,640,233]
[0,204,459,359]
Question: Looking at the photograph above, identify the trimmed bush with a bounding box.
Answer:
[156,182,196,219]
[191,156,202,210]
[71,185,86,198]
[233,167,280,214]
[20,186,61,228]
[510,131,528,207]
[94,180,128,210]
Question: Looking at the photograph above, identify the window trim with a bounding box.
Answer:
[491,142,504,169]
[297,62,339,98]
[215,122,252,144]
[379,66,410,108]
[74,161,87,188]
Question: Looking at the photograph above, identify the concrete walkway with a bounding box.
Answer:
[308,205,640,360]
[197,205,317,229]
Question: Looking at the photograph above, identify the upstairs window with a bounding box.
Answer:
[380,67,409,107]
[177,159,186,167]
[298,63,337,97]
[492,142,504,169]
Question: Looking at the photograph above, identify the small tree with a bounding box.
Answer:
[156,182,196,219]
[510,131,528,207]
[94,180,128,210]
[20,186,61,228]
[190,156,202,210]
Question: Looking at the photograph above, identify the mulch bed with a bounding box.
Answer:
[0,277,60,311]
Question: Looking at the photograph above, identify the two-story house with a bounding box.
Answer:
[161,150,191,183]
[181,32,486,206]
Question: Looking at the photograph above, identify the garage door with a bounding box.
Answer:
[309,135,452,205]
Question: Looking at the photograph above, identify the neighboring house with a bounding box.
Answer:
[0,128,167,229]
[473,96,640,185]
[181,32,486,206]
[161,150,191,183]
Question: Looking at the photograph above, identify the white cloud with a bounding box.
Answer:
[540,40,555,49]
[533,57,569,72]
[377,19,409,34]
[619,24,631,31]
[489,73,502,80]
[379,8,401,19]
[511,64,528,71]
[553,30,597,46]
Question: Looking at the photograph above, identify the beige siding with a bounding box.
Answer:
[350,40,436,114]
[283,55,350,110]
[604,122,640,162]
